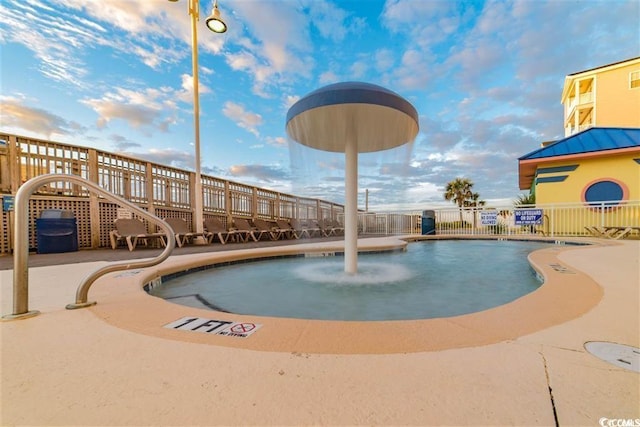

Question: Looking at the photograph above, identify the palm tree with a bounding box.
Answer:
[444,177,475,225]
[514,192,535,206]
[464,192,486,228]
[464,192,486,208]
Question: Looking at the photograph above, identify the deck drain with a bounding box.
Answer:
[584,342,640,372]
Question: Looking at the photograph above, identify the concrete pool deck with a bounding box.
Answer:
[1,236,638,426]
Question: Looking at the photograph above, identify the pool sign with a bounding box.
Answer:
[514,209,543,225]
[3,196,14,212]
[480,211,497,226]
[164,316,262,338]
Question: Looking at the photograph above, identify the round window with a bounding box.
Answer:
[583,180,624,206]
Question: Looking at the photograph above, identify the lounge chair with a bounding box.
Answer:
[274,219,297,239]
[305,219,323,237]
[289,218,311,239]
[327,218,345,236]
[163,217,208,247]
[203,217,236,244]
[110,218,167,251]
[318,218,337,237]
[231,218,258,242]
[252,218,279,240]
[585,225,640,239]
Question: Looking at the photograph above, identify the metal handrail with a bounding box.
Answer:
[2,174,175,321]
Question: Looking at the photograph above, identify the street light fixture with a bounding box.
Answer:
[168,0,227,242]
[205,0,227,33]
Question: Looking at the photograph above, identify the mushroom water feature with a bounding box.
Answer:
[286,82,419,274]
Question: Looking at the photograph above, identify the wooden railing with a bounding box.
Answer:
[0,133,344,254]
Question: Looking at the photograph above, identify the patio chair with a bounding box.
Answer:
[328,218,345,236]
[274,219,297,239]
[318,218,337,237]
[203,217,236,244]
[110,218,167,251]
[289,218,311,239]
[163,217,208,247]
[305,219,323,237]
[252,218,279,240]
[231,217,258,242]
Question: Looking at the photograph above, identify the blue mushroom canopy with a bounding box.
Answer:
[286,82,419,153]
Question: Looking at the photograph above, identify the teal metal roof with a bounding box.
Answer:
[519,127,640,160]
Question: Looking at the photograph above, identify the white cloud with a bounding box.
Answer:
[0,95,86,138]
[117,147,195,170]
[222,101,263,137]
[81,87,179,132]
[228,164,289,183]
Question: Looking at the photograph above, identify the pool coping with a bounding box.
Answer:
[87,235,608,354]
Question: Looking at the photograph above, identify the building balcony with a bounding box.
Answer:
[565,122,593,137]
[564,91,594,119]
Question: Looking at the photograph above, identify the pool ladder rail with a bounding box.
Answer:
[2,174,176,321]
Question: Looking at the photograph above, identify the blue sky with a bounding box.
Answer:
[1,0,638,210]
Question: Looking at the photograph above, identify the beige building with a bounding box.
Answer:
[561,57,640,137]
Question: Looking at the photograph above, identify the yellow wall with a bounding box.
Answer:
[535,152,640,205]
[562,58,640,131]
[595,62,640,127]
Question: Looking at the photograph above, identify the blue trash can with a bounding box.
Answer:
[421,210,436,235]
[36,209,78,254]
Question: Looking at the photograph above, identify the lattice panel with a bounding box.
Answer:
[155,208,194,231]
[99,202,120,248]
[203,213,231,229]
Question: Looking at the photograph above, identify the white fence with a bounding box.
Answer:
[357,200,640,238]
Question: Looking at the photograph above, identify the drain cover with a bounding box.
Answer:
[584,341,640,372]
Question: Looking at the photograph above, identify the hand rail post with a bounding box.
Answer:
[2,174,176,320]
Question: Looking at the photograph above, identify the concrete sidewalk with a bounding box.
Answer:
[1,237,638,426]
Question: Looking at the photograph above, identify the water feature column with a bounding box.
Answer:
[286,82,419,274]
[344,134,358,273]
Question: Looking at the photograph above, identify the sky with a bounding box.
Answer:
[1,0,639,211]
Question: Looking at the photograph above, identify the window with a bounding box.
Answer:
[583,179,626,207]
[631,70,640,89]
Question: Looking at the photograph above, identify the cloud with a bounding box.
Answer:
[109,134,141,151]
[116,147,195,171]
[228,164,289,183]
[266,136,288,147]
[0,95,86,138]
[224,0,364,98]
[222,101,263,137]
[81,86,178,133]
[223,0,314,96]
[0,0,189,87]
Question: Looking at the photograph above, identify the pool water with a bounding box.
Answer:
[149,240,552,321]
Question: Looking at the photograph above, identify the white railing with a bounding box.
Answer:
[565,91,594,118]
[357,200,640,238]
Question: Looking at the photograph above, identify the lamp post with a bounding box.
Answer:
[169,0,227,241]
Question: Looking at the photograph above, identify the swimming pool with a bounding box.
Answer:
[148,240,554,321]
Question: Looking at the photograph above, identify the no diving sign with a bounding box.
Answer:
[164,317,262,338]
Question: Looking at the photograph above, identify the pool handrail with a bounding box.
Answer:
[2,173,175,321]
